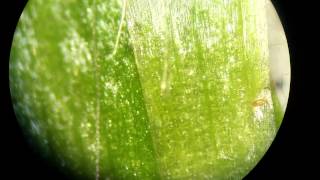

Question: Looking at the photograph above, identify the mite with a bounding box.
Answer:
[252,98,269,107]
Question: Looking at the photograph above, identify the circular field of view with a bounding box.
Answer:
[9,0,290,179]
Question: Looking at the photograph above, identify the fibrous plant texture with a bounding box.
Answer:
[10,0,284,179]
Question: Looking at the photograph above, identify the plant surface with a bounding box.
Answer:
[10,0,283,179]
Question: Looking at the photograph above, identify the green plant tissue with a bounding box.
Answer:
[9,0,284,179]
